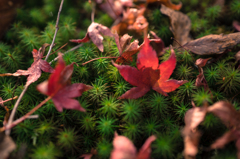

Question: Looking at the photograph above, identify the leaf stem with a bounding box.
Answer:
[44,0,64,61]
[2,96,52,132]
[82,56,118,65]
[43,42,68,58]
[5,84,29,135]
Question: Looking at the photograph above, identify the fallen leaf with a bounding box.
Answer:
[195,58,211,91]
[70,22,114,52]
[233,21,240,32]
[111,8,148,36]
[0,132,16,159]
[182,103,208,158]
[160,4,192,47]
[37,53,92,112]
[207,101,240,156]
[114,33,141,63]
[110,132,156,159]
[113,38,187,99]
[0,44,54,86]
[114,32,164,64]
[146,0,182,10]
[183,32,240,55]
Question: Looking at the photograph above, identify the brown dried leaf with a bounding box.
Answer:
[0,132,16,159]
[112,8,148,36]
[99,0,123,19]
[182,104,207,158]
[207,101,240,128]
[70,22,114,52]
[195,58,211,91]
[160,5,192,47]
[183,32,240,55]
[210,130,236,149]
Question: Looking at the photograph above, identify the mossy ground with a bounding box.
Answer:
[1,0,240,158]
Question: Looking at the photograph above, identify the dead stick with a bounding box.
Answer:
[43,43,68,58]
[5,84,29,135]
[49,43,83,64]
[44,0,64,61]
[82,57,118,66]
[2,96,52,132]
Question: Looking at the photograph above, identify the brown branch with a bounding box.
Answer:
[82,57,118,66]
[44,0,64,61]
[2,96,52,132]
[43,43,68,58]
[0,96,18,105]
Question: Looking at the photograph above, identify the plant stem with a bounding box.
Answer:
[49,43,83,64]
[82,57,118,65]
[43,42,68,58]
[3,96,52,132]
[0,96,18,105]
[91,1,95,22]
[44,0,64,61]
[5,84,29,135]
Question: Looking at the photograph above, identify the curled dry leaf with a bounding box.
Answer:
[160,4,191,47]
[195,58,211,91]
[114,32,164,64]
[114,33,141,63]
[0,132,16,159]
[112,8,148,35]
[0,44,54,86]
[70,22,114,52]
[183,32,240,55]
[182,103,208,158]
[37,53,92,112]
[111,132,156,159]
[113,38,187,99]
[233,21,240,32]
[207,101,240,158]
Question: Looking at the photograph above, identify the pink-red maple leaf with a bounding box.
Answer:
[111,132,156,159]
[0,44,54,86]
[112,38,187,99]
[37,54,92,112]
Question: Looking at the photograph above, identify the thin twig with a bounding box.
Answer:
[91,1,95,22]
[5,84,29,135]
[44,0,64,61]
[11,77,20,105]
[82,57,118,65]
[2,96,52,132]
[43,43,68,58]
[49,43,83,64]
[0,96,18,105]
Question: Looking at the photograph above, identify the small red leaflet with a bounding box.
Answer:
[37,53,92,112]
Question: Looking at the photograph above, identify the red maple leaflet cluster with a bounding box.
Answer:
[113,38,187,99]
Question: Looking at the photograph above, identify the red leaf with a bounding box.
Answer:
[70,22,114,52]
[0,44,54,86]
[37,54,92,112]
[110,132,156,159]
[113,38,187,99]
